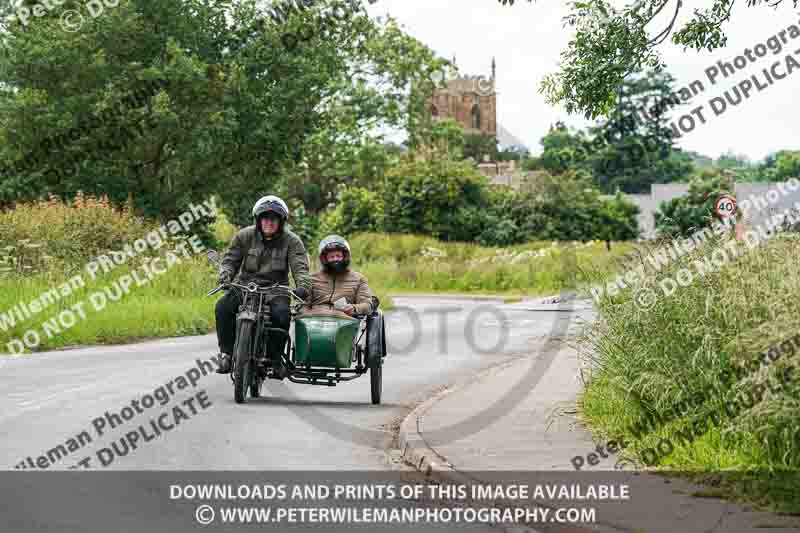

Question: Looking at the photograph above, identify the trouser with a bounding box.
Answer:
[215,291,290,358]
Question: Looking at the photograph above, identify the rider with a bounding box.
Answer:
[215,195,311,375]
[304,235,376,318]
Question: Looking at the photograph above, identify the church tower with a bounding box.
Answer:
[428,58,497,138]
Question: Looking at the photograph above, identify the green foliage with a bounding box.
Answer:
[349,232,635,296]
[285,200,322,248]
[0,192,155,271]
[654,169,732,237]
[408,118,467,160]
[322,157,640,245]
[521,170,640,241]
[758,150,800,182]
[518,70,694,194]
[586,70,691,193]
[463,132,499,162]
[318,187,383,237]
[285,140,402,214]
[380,156,487,240]
[536,122,591,174]
[0,0,445,236]
[583,233,800,507]
[499,0,799,118]
[497,144,530,161]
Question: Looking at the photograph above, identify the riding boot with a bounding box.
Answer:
[267,330,289,379]
[216,353,232,374]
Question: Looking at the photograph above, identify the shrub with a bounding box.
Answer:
[380,157,488,240]
[654,169,731,238]
[520,171,640,241]
[0,192,155,272]
[318,187,383,238]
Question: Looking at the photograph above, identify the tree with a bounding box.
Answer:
[519,169,640,241]
[0,0,446,235]
[318,186,384,237]
[284,139,402,215]
[654,169,732,237]
[532,122,591,175]
[497,0,799,118]
[380,156,488,240]
[463,132,499,162]
[757,150,800,182]
[497,144,530,161]
[585,69,690,193]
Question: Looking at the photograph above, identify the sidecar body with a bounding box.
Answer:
[294,315,360,368]
[287,306,386,404]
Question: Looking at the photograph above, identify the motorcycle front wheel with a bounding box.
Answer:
[233,320,255,404]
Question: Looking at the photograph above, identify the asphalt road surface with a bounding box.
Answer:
[2,296,587,471]
[1,296,590,533]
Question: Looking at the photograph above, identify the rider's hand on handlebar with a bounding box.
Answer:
[218,270,233,285]
[292,287,309,301]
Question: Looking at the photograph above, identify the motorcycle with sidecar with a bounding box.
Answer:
[206,251,387,404]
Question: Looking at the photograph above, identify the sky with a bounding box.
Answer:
[364,0,800,163]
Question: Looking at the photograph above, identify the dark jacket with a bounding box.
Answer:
[220,225,311,292]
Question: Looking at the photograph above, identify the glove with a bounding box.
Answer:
[292,287,309,300]
[218,270,232,285]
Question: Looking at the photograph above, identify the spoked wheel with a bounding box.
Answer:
[369,358,382,405]
[233,321,255,404]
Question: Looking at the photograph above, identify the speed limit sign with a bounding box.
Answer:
[714,195,737,218]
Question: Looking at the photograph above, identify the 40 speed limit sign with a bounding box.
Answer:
[714,195,737,218]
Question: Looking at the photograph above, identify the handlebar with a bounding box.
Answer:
[206,281,307,305]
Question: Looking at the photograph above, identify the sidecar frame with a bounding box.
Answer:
[286,304,386,388]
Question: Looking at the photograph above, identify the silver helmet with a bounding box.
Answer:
[318,234,351,272]
[252,195,289,221]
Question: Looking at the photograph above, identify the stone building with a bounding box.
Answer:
[428,58,497,137]
[427,58,533,188]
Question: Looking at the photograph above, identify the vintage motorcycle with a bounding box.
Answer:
[206,251,386,404]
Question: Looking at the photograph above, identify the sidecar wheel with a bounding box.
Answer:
[370,359,382,405]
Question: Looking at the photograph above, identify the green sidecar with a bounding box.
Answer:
[289,309,386,404]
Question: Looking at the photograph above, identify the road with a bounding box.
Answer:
[1,295,593,533]
[1,296,587,471]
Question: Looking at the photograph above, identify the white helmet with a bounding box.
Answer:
[252,195,289,221]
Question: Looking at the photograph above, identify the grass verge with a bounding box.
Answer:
[581,231,800,513]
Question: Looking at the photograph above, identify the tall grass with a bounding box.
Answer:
[345,233,633,295]
[581,231,800,511]
[0,200,632,353]
[0,257,217,351]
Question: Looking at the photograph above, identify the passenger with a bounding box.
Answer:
[304,235,376,318]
